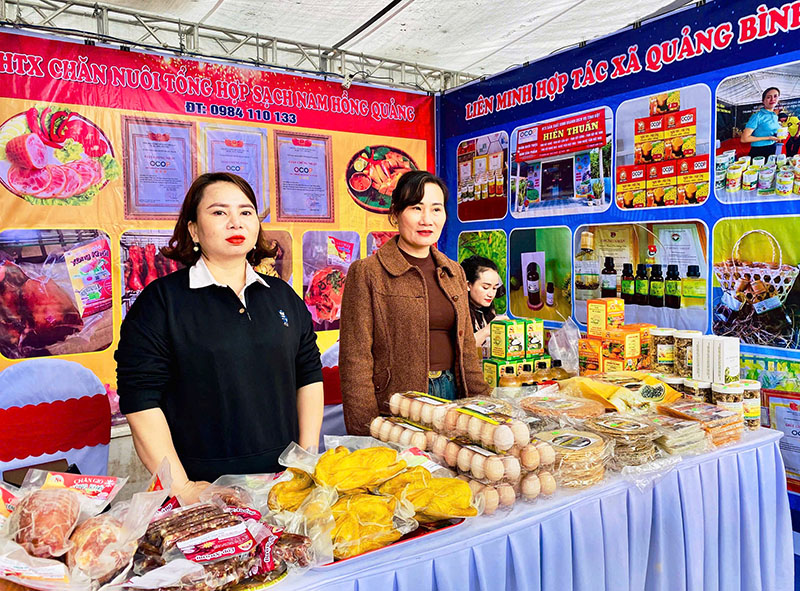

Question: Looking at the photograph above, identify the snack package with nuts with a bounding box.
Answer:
[558,372,682,413]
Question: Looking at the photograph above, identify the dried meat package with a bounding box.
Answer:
[7,488,81,558]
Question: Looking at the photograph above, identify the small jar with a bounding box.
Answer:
[662,375,685,396]
[712,382,744,420]
[651,328,676,374]
[673,330,701,378]
[683,378,711,403]
[740,379,762,430]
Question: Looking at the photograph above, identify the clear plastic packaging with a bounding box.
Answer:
[651,328,676,374]
[650,414,712,455]
[583,413,659,469]
[387,392,456,429]
[369,416,432,451]
[519,394,606,420]
[330,493,417,560]
[547,315,581,376]
[656,399,743,446]
[673,330,701,377]
[558,372,683,413]
[533,429,611,488]
[439,399,530,452]
[682,379,712,404]
[740,379,762,430]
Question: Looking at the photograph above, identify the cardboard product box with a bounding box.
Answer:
[579,338,601,375]
[626,323,656,369]
[587,298,625,338]
[646,160,678,206]
[490,319,526,360]
[663,108,697,161]
[714,336,740,384]
[634,115,665,165]
[676,154,710,205]
[483,358,519,388]
[649,90,680,116]
[693,335,716,382]
[528,354,552,370]
[524,318,545,357]
[602,355,640,373]
[601,326,641,360]
[616,164,647,209]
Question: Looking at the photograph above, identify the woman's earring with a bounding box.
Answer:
[193,242,200,252]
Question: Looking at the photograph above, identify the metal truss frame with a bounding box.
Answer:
[0,0,479,92]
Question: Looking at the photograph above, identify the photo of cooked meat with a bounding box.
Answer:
[0,106,120,206]
[345,145,418,213]
[304,266,346,324]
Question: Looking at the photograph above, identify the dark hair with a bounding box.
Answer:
[388,170,448,219]
[162,172,277,267]
[778,112,789,120]
[461,255,499,284]
[762,87,781,102]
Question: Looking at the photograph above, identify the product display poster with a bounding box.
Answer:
[509,107,612,217]
[120,230,182,318]
[456,132,509,222]
[573,221,708,331]
[712,216,800,349]
[614,84,711,210]
[274,131,334,222]
[302,231,360,331]
[201,124,269,218]
[457,230,508,315]
[122,117,197,219]
[770,394,800,487]
[508,227,571,322]
[716,62,800,204]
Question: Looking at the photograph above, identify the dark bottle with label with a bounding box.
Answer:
[648,264,665,307]
[546,281,555,306]
[634,263,649,305]
[526,262,542,310]
[601,256,617,298]
[665,264,682,309]
[620,263,635,304]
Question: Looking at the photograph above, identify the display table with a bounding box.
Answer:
[279,429,793,591]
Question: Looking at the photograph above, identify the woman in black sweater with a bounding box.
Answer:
[116,172,323,502]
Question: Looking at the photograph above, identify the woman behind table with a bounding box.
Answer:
[116,172,324,502]
[461,255,507,353]
[740,87,781,158]
[339,170,490,435]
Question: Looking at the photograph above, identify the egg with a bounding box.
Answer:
[484,456,504,482]
[444,409,459,434]
[378,421,393,442]
[399,429,414,447]
[420,403,435,425]
[467,479,485,496]
[425,430,437,448]
[470,453,487,480]
[369,417,384,439]
[467,417,485,442]
[398,396,412,419]
[457,447,474,473]
[432,406,448,431]
[535,441,556,466]
[480,422,496,448]
[456,413,472,436]
[432,435,448,458]
[493,425,514,451]
[497,483,516,507]
[482,487,500,515]
[409,400,423,422]
[444,442,461,467]
[389,424,404,443]
[521,473,541,500]
[411,432,427,450]
[539,471,557,496]
[502,456,521,483]
[510,420,530,446]
[520,444,540,471]
[389,393,403,415]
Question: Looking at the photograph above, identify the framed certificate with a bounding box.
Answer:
[200,123,270,220]
[122,117,197,219]
[274,130,334,223]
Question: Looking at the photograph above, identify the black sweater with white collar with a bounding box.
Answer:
[116,268,322,481]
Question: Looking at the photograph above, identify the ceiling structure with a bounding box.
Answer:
[0,0,700,92]
[716,65,800,106]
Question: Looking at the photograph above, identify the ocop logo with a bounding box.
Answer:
[294,166,313,173]
[225,165,242,172]
[680,113,694,124]
[150,160,170,167]
[663,164,675,174]
[631,169,645,180]
[693,161,707,171]
[518,127,538,143]
[650,119,663,130]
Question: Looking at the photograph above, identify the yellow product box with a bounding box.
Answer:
[490,319,526,360]
[625,322,656,369]
[601,327,641,360]
[579,338,601,375]
[527,354,552,370]
[524,318,544,357]
[483,358,518,388]
[634,115,665,165]
[616,164,647,209]
[676,155,710,205]
[663,108,697,160]
[587,298,625,338]
[601,356,640,373]
[650,90,680,116]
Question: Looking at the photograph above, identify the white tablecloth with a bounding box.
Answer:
[278,429,793,591]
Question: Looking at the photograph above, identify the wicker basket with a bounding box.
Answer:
[713,229,799,305]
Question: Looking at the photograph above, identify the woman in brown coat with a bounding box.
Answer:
[339,170,490,435]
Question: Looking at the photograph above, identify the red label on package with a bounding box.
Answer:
[41,472,118,499]
[677,154,709,176]
[616,164,646,185]
[177,523,257,563]
[154,496,181,519]
[0,486,17,518]
[225,506,262,522]
[647,160,677,181]
[515,108,606,161]
[256,524,284,574]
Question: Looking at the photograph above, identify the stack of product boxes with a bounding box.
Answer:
[482,318,549,388]
[578,297,655,375]
[617,90,710,208]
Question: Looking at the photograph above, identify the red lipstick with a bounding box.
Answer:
[226,235,246,245]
